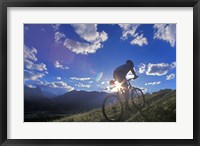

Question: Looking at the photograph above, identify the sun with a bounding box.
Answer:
[115,81,122,90]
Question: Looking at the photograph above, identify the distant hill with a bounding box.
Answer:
[41,89,57,98]
[24,86,53,112]
[24,86,109,114]
[53,90,109,113]
[24,86,46,99]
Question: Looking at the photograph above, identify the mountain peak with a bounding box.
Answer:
[24,85,46,98]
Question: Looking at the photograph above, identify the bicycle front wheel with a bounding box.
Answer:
[102,94,123,122]
[131,88,145,109]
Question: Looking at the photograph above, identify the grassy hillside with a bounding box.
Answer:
[126,91,176,122]
[53,108,105,122]
[53,89,176,122]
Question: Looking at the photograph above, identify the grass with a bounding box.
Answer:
[53,108,106,122]
[53,89,176,122]
[126,95,176,122]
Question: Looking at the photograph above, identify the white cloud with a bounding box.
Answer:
[145,81,161,86]
[55,31,65,44]
[52,24,61,31]
[101,81,105,85]
[118,24,140,39]
[24,59,47,72]
[63,24,108,55]
[24,45,38,62]
[24,70,45,81]
[33,79,44,85]
[130,34,148,46]
[24,45,47,85]
[24,45,47,72]
[46,81,74,91]
[138,63,146,74]
[72,24,99,42]
[171,61,176,69]
[118,24,148,47]
[126,71,135,79]
[166,73,175,80]
[153,24,176,47]
[51,24,66,44]
[89,81,93,84]
[140,87,148,93]
[54,60,69,70]
[146,62,176,76]
[56,76,61,80]
[63,39,100,54]
[70,77,90,81]
[25,83,36,88]
[54,60,62,68]
[75,83,91,88]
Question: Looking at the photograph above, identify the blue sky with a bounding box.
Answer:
[24,24,176,95]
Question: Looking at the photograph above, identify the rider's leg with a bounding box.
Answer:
[122,82,129,110]
[114,72,129,110]
[117,74,129,110]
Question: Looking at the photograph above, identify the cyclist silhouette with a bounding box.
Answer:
[113,60,138,110]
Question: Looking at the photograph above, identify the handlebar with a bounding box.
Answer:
[127,78,134,82]
[127,77,138,82]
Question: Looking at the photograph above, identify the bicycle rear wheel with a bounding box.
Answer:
[102,94,123,122]
[131,88,145,109]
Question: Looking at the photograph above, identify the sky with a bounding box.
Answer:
[24,24,176,95]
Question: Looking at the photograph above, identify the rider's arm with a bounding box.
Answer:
[131,68,138,78]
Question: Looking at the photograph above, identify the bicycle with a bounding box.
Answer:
[102,78,145,122]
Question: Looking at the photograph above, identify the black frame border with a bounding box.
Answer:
[0,0,199,145]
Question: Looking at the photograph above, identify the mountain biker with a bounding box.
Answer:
[113,60,138,110]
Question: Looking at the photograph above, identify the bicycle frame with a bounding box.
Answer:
[127,78,136,89]
[109,78,136,100]
[127,80,133,90]
[116,78,135,101]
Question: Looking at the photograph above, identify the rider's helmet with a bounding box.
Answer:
[126,60,134,67]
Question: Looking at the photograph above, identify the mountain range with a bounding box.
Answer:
[24,86,109,114]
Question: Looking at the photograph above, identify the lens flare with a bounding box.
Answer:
[96,72,103,82]
[115,81,122,90]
